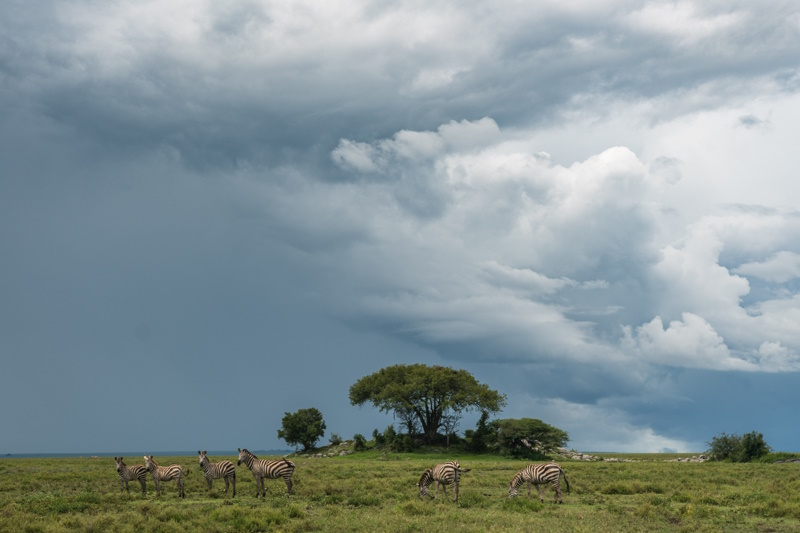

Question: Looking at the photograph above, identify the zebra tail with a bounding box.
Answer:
[560,468,570,494]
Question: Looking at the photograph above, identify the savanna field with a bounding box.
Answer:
[2,451,800,532]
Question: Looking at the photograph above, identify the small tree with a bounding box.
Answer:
[278,408,326,451]
[466,411,493,453]
[492,418,569,459]
[707,432,740,461]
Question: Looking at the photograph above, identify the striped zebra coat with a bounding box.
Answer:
[198,450,236,497]
[237,448,295,497]
[144,455,185,498]
[508,462,570,503]
[418,461,471,502]
[114,457,147,496]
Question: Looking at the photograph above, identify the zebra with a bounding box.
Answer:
[144,455,185,498]
[236,448,295,497]
[417,461,471,502]
[198,450,236,497]
[508,462,570,503]
[114,456,147,496]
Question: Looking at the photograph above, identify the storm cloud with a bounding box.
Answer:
[3,0,800,453]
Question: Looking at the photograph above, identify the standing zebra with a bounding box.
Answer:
[144,455,185,498]
[236,448,295,497]
[198,450,236,497]
[114,457,148,496]
[417,461,471,502]
[508,462,570,503]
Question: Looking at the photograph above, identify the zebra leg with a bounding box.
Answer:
[138,478,146,496]
[154,479,161,496]
[207,476,213,491]
[434,481,440,500]
[223,476,229,494]
[554,482,562,504]
[178,477,185,498]
[284,475,293,494]
[454,481,459,503]
[527,480,531,497]
[534,483,544,503]
[121,478,128,493]
[231,473,236,498]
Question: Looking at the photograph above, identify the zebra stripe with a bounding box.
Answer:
[508,462,570,503]
[144,455,185,498]
[418,461,471,502]
[114,457,147,496]
[198,450,236,497]
[237,448,295,497]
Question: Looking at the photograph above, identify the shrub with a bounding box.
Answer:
[706,431,771,462]
[491,418,569,459]
[329,433,343,446]
[352,434,367,451]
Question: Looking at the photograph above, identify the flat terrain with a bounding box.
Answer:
[2,452,799,532]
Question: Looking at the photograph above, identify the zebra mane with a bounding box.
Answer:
[509,471,525,488]
[418,468,433,486]
[242,448,257,459]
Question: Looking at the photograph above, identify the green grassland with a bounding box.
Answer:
[2,451,800,532]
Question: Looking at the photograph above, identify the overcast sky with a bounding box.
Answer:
[3,0,800,454]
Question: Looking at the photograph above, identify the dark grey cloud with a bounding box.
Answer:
[3,1,800,454]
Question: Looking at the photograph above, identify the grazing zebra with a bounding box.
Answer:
[198,450,236,497]
[114,457,147,496]
[144,455,185,498]
[417,461,471,502]
[236,448,295,497]
[508,462,570,503]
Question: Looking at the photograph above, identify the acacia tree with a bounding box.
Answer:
[349,364,507,444]
[278,408,326,451]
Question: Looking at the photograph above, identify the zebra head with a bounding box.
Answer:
[114,457,124,473]
[418,468,433,498]
[144,455,156,471]
[237,448,247,466]
[508,471,524,498]
[198,450,208,468]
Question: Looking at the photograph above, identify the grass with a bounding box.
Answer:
[1,452,800,532]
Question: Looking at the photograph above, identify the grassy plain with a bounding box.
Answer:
[1,451,799,532]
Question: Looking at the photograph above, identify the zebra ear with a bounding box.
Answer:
[198,451,202,455]
[237,448,241,452]
[203,450,207,455]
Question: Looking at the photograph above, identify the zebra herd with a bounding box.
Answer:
[116,453,568,504]
[113,449,295,499]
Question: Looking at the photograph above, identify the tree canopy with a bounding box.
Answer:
[349,364,506,444]
[491,417,569,459]
[277,408,326,451]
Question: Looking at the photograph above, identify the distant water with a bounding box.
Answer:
[1,450,292,459]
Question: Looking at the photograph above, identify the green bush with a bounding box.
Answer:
[491,417,568,459]
[706,431,771,462]
[353,434,367,451]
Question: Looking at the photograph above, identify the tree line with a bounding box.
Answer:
[278,363,774,462]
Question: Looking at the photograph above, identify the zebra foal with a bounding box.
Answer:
[508,462,570,503]
[417,461,471,502]
[198,450,236,497]
[237,448,295,497]
[144,455,185,498]
[114,457,147,496]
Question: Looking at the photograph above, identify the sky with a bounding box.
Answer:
[2,0,800,455]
